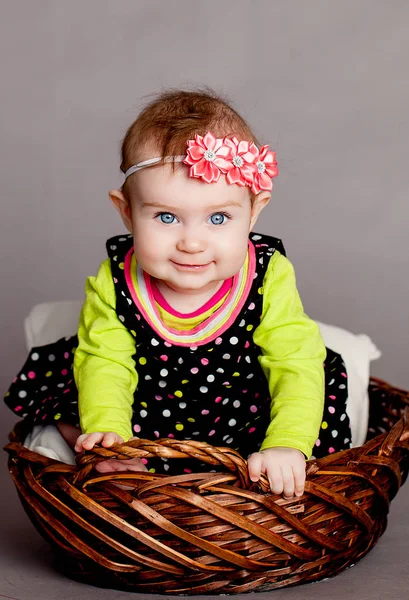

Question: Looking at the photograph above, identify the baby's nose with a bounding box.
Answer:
[176,228,207,253]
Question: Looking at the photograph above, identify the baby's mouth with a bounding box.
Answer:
[171,261,212,271]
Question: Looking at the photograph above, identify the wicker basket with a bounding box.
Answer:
[4,377,409,595]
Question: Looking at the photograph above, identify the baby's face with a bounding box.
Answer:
[125,163,264,296]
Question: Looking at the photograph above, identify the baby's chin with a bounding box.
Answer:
[145,260,240,287]
[154,274,229,295]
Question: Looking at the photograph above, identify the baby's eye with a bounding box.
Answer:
[157,212,177,224]
[209,213,228,225]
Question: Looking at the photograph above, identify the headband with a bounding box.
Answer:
[123,131,278,195]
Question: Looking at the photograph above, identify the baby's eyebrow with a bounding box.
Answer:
[140,201,243,211]
[140,202,171,209]
[204,201,244,211]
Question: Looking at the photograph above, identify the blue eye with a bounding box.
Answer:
[157,213,177,224]
[209,213,227,225]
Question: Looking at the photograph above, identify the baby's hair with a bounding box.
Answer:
[120,88,259,194]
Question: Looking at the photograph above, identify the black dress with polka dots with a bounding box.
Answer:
[4,233,351,473]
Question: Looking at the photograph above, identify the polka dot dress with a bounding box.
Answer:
[4,233,351,473]
[4,336,79,426]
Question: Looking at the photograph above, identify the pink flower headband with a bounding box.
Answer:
[123,131,278,195]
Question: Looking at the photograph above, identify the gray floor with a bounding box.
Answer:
[1,407,408,600]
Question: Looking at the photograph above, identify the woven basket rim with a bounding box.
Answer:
[5,376,409,492]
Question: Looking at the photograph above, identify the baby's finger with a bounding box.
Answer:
[95,459,121,473]
[247,453,264,482]
[74,434,87,452]
[75,432,104,451]
[95,458,148,473]
[266,464,284,495]
[124,459,149,472]
[101,432,123,448]
[293,463,306,497]
[281,464,295,499]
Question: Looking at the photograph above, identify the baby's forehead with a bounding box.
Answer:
[129,163,251,206]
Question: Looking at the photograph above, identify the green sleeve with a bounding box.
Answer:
[252,251,326,459]
[73,259,138,442]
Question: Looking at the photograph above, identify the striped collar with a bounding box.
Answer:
[123,241,256,347]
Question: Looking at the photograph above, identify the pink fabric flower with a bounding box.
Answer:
[251,145,279,194]
[182,131,278,192]
[184,132,232,183]
[222,137,258,187]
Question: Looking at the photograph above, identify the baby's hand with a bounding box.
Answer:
[247,447,306,499]
[74,432,148,474]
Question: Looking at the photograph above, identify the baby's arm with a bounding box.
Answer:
[73,259,144,472]
[250,251,326,496]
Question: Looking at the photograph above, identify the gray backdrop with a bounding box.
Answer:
[1,2,409,599]
[1,1,408,427]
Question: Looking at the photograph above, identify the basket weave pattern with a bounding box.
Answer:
[4,377,409,595]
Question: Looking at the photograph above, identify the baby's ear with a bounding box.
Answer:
[109,189,132,232]
[249,191,271,230]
